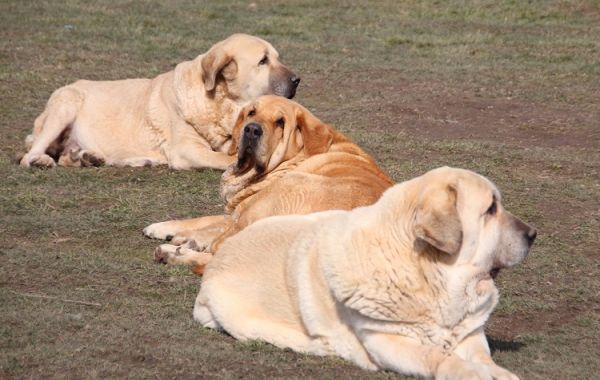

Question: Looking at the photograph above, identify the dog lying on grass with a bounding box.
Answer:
[195,166,536,380]
[18,34,299,170]
[144,95,394,272]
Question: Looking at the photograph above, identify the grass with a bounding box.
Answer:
[1,0,599,379]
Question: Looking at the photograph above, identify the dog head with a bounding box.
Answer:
[412,167,536,280]
[227,95,334,174]
[200,34,300,101]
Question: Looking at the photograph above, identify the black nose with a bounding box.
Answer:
[290,74,301,86]
[244,123,262,139]
[526,228,537,246]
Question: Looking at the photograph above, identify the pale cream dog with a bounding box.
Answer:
[195,166,536,380]
[18,34,300,169]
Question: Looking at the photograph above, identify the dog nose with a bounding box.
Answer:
[290,74,301,86]
[526,228,537,246]
[244,123,263,139]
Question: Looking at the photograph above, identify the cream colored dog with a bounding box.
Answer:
[18,34,299,169]
[195,166,536,380]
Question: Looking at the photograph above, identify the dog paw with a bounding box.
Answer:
[154,244,174,263]
[436,358,493,380]
[154,241,212,267]
[154,237,205,264]
[487,364,521,380]
[171,236,210,250]
[20,153,56,168]
[56,149,105,167]
[80,151,105,167]
[143,222,176,240]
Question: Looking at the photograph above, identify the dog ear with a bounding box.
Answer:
[296,109,333,157]
[413,184,463,255]
[201,41,234,92]
[228,107,246,156]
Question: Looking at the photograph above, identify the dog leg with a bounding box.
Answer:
[22,152,56,168]
[453,327,521,380]
[199,294,331,356]
[147,216,230,267]
[193,292,221,329]
[57,149,82,167]
[56,148,106,167]
[154,243,213,267]
[21,87,81,168]
[168,147,237,170]
[360,330,495,379]
[143,215,228,240]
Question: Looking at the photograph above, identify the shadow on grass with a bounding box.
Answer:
[488,337,526,354]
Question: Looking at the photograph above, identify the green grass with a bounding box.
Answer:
[1,0,599,379]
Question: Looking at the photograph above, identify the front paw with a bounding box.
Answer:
[154,238,212,267]
[436,357,493,380]
[20,153,56,168]
[487,363,521,380]
[144,221,176,240]
[154,237,204,264]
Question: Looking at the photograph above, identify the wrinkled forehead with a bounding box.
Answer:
[251,97,294,118]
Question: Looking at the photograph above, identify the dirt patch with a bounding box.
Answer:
[486,303,598,341]
[388,92,599,150]
[302,77,600,150]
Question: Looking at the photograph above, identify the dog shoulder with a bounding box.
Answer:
[315,207,428,320]
[170,59,207,119]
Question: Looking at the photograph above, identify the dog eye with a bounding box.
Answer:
[276,118,285,128]
[248,109,255,116]
[259,56,268,65]
[486,200,497,216]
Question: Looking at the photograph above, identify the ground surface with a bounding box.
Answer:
[299,74,600,344]
[1,1,599,379]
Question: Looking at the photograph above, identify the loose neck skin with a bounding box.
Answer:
[380,179,498,324]
[340,179,455,316]
[171,63,247,151]
[220,150,308,214]
[194,80,243,140]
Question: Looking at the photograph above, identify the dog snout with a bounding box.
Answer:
[526,228,537,247]
[244,123,263,140]
[511,215,537,248]
[269,67,300,99]
[290,73,301,87]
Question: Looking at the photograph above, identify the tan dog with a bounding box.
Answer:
[18,34,299,170]
[194,166,536,380]
[143,95,393,271]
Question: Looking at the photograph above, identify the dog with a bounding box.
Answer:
[143,95,394,272]
[194,166,536,379]
[17,34,300,170]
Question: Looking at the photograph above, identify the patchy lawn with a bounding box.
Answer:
[1,1,598,379]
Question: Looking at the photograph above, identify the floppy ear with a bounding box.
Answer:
[201,41,234,92]
[227,107,246,156]
[296,109,333,157]
[413,184,463,255]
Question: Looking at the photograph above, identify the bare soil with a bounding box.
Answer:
[304,77,599,149]
[487,303,600,342]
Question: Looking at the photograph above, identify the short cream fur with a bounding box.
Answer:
[19,34,299,170]
[195,166,536,380]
